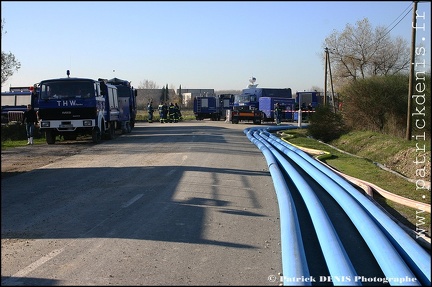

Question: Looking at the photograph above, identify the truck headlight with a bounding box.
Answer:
[41,122,50,128]
[83,120,93,126]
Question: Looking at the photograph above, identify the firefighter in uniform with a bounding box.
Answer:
[158,102,165,123]
[274,102,282,125]
[147,102,154,123]
[162,103,168,123]
[174,103,181,122]
[168,103,175,123]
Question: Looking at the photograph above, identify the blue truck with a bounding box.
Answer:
[106,77,137,133]
[193,94,234,121]
[231,86,292,124]
[295,91,320,109]
[259,97,296,122]
[194,96,219,120]
[1,86,39,124]
[293,91,320,121]
[37,71,132,144]
[218,94,235,120]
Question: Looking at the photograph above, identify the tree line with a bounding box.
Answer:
[309,17,430,141]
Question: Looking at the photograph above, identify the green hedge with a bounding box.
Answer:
[1,123,43,141]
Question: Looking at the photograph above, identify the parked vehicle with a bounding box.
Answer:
[231,79,292,124]
[259,97,296,122]
[194,96,219,120]
[218,94,234,120]
[37,71,132,144]
[295,91,320,109]
[106,77,137,132]
[193,94,234,121]
[1,86,39,124]
[294,91,320,121]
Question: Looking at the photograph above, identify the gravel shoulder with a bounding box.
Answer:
[1,140,94,179]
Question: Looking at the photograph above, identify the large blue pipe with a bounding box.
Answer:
[244,128,310,286]
[259,131,420,286]
[251,130,360,286]
[266,132,431,286]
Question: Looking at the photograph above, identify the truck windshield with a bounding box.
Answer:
[40,81,95,100]
[234,94,258,104]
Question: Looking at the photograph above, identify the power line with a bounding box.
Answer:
[383,3,412,34]
[354,3,414,57]
[379,3,413,41]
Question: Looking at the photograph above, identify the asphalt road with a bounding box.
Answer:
[1,121,285,286]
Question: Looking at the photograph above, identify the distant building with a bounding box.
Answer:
[136,88,219,110]
[135,88,177,109]
[176,88,215,108]
[182,93,192,107]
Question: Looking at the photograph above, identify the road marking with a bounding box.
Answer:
[3,193,144,284]
[122,194,143,208]
[1,248,64,285]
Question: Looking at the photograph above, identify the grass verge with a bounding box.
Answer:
[279,128,431,236]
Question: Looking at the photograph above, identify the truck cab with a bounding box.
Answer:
[38,77,107,143]
[1,86,39,124]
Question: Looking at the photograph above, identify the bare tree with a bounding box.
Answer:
[138,79,159,89]
[323,18,410,87]
[1,18,21,86]
[310,86,323,92]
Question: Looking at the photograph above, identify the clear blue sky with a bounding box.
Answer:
[1,1,431,92]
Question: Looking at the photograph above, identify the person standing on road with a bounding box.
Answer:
[147,101,154,123]
[168,103,175,123]
[174,103,182,122]
[158,102,165,123]
[306,103,313,121]
[162,102,168,123]
[274,102,282,126]
[22,104,38,145]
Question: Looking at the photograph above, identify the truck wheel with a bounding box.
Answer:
[46,131,56,144]
[122,122,131,134]
[232,118,239,124]
[107,124,116,139]
[126,122,132,133]
[104,123,115,140]
[92,127,101,143]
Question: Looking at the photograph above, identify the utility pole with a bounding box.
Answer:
[324,47,328,106]
[406,1,418,140]
[324,47,336,111]
[327,51,336,113]
[179,84,182,105]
